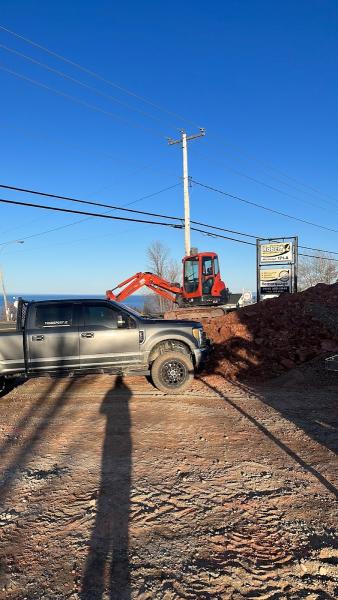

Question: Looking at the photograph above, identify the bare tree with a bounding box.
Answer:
[144,241,180,314]
[298,253,337,291]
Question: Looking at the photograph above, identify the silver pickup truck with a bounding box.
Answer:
[0,298,209,395]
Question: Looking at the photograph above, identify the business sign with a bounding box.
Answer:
[256,236,298,301]
[260,268,291,295]
[260,242,293,263]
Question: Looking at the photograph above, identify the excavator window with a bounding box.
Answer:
[184,258,199,293]
[202,257,213,276]
[214,257,219,275]
[202,257,215,295]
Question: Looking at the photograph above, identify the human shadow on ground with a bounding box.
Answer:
[81,376,132,600]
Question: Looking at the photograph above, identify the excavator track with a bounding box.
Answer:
[164,305,233,321]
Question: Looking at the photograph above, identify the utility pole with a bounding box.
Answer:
[168,128,205,256]
[0,270,9,321]
[0,240,24,321]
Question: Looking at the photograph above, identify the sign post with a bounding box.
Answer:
[256,237,298,301]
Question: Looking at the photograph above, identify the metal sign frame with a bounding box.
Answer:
[256,236,298,301]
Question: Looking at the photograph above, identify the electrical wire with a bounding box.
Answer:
[0,43,168,127]
[0,182,181,221]
[1,182,338,256]
[0,196,184,228]
[0,65,161,136]
[0,23,199,128]
[192,146,338,214]
[2,23,336,212]
[190,227,338,261]
[191,179,338,234]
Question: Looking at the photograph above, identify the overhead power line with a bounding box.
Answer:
[1,182,338,256]
[0,182,181,222]
[193,146,338,214]
[0,23,197,128]
[207,132,338,208]
[0,196,185,228]
[190,227,338,262]
[1,195,337,262]
[0,43,167,127]
[0,65,160,136]
[1,23,336,214]
[192,179,338,234]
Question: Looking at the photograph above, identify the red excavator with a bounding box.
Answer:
[106,251,234,319]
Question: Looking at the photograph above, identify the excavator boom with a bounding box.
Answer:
[106,272,181,304]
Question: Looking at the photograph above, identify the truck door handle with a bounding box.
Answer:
[32,335,44,341]
[81,332,94,338]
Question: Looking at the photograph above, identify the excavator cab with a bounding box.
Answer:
[182,252,228,305]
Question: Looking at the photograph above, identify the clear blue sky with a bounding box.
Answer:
[0,0,337,294]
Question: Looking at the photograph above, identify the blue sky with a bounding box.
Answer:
[0,0,337,294]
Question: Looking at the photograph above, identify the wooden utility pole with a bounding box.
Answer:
[168,128,205,256]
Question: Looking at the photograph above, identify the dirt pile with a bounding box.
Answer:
[204,282,338,380]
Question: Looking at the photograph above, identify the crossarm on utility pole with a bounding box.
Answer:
[168,128,205,257]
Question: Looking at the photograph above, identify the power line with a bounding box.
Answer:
[191,226,255,246]
[0,23,199,128]
[0,196,185,228]
[0,182,181,222]
[1,194,337,261]
[298,252,338,262]
[0,43,168,128]
[0,120,178,180]
[191,220,338,254]
[192,179,338,234]
[207,132,338,208]
[0,65,160,136]
[0,44,338,214]
[0,184,182,245]
[2,23,336,213]
[190,227,338,261]
[192,146,338,214]
[2,182,338,256]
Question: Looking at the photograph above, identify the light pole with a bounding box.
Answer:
[0,240,24,321]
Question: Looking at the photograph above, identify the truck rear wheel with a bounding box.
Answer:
[150,351,194,394]
[0,376,7,397]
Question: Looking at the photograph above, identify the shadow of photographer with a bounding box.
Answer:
[81,375,132,600]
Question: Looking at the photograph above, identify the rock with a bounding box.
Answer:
[321,339,338,352]
[280,358,296,370]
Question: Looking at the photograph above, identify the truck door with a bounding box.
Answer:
[79,302,141,369]
[26,302,79,372]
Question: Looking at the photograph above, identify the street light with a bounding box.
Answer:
[0,240,25,321]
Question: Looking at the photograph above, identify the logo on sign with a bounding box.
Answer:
[260,242,293,263]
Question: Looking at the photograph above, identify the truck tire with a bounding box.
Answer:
[0,376,7,397]
[150,351,194,394]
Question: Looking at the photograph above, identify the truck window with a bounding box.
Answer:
[85,305,118,329]
[33,304,73,328]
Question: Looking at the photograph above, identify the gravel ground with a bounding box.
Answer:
[0,371,337,599]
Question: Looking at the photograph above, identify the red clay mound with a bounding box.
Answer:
[203,282,338,381]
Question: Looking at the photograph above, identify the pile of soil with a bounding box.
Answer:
[203,282,338,381]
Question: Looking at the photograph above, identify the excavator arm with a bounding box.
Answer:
[106,272,182,304]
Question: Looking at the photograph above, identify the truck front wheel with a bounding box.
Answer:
[150,351,194,394]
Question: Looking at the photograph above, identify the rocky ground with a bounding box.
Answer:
[203,282,338,380]
[0,367,337,599]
